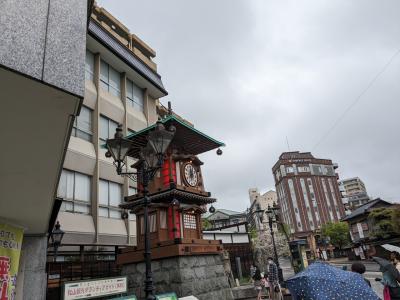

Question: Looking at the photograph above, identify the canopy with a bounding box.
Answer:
[382,244,400,254]
[286,261,379,300]
[125,115,225,159]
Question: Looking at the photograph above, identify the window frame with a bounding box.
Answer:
[99,115,119,142]
[126,79,144,112]
[100,59,121,97]
[58,169,91,215]
[85,50,94,81]
[99,179,123,219]
[71,106,93,142]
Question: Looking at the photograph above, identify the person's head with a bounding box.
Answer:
[267,257,274,264]
[254,268,262,280]
[351,262,366,275]
[390,252,397,261]
[393,253,400,263]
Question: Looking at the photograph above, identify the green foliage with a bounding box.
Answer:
[321,221,350,250]
[249,227,258,240]
[202,218,212,230]
[239,276,251,285]
[278,223,291,241]
[368,207,400,239]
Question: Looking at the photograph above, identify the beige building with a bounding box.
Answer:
[339,177,367,196]
[339,177,370,210]
[56,5,167,254]
[248,188,278,230]
[249,189,277,210]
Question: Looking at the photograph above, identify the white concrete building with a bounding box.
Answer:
[56,5,167,255]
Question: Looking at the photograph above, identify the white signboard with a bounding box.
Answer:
[357,222,364,239]
[63,277,127,300]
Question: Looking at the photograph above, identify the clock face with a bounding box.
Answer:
[183,163,198,187]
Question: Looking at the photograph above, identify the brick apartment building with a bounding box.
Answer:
[272,151,346,253]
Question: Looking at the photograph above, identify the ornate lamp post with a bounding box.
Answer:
[50,221,65,262]
[251,202,284,283]
[105,121,175,300]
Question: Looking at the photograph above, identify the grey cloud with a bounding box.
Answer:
[98,0,400,211]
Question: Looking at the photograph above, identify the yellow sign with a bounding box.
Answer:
[0,223,24,300]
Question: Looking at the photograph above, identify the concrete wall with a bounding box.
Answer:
[16,236,48,300]
[121,254,234,300]
[0,0,87,98]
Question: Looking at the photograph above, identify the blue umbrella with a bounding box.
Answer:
[286,261,379,300]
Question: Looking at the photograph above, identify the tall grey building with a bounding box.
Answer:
[56,5,167,254]
[0,1,92,298]
[339,177,370,210]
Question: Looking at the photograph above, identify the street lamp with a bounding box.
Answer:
[249,202,284,283]
[266,204,284,282]
[50,221,64,262]
[105,121,175,300]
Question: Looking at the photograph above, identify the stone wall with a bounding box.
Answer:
[121,254,234,300]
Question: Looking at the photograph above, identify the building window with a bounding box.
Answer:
[184,214,197,229]
[100,60,121,97]
[99,179,122,218]
[71,106,92,142]
[126,79,144,112]
[298,166,310,173]
[129,186,137,196]
[85,50,94,81]
[160,210,167,229]
[99,115,118,142]
[286,166,294,173]
[58,169,91,214]
[140,214,157,234]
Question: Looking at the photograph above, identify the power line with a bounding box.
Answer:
[313,47,400,150]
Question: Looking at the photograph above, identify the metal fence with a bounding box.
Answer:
[46,260,120,300]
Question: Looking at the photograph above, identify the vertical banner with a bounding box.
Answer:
[0,223,24,300]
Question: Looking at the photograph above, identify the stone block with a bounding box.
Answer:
[121,254,234,300]
[0,0,48,80]
[137,262,146,274]
[215,264,225,276]
[178,256,191,269]
[43,0,86,97]
[151,260,161,272]
[206,255,215,266]
[193,267,206,279]
[169,270,182,283]
[180,282,194,296]
[163,257,179,270]
[153,270,169,285]
[180,268,195,281]
[197,256,207,267]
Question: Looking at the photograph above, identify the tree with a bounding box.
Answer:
[321,222,350,250]
[201,218,212,230]
[368,207,400,239]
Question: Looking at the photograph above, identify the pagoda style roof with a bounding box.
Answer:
[120,187,216,211]
[125,115,225,159]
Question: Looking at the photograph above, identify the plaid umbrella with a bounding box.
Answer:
[286,261,379,300]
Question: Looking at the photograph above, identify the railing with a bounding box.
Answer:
[46,261,121,300]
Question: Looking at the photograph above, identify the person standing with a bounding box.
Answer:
[250,264,256,283]
[351,262,371,287]
[253,267,263,300]
[267,257,282,300]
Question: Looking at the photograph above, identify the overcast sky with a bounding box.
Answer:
[98,0,400,212]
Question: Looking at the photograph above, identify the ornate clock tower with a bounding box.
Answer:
[118,111,225,264]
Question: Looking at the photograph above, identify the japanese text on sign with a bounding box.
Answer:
[63,277,127,300]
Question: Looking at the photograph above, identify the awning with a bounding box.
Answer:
[125,115,225,159]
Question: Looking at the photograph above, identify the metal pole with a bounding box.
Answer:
[143,168,155,300]
[269,217,283,283]
[269,218,279,267]
[53,244,58,263]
